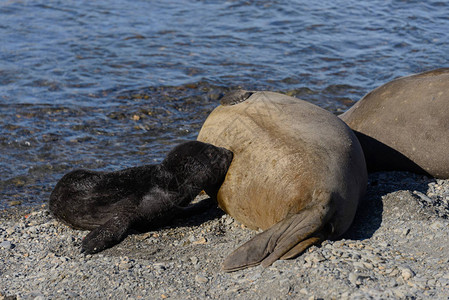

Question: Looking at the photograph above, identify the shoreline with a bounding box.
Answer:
[1,171,449,299]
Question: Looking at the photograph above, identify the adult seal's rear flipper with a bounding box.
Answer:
[222,206,330,272]
[220,90,254,106]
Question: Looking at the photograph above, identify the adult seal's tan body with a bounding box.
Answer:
[197,91,367,271]
[340,68,449,178]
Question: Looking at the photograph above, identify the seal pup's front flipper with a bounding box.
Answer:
[81,212,136,254]
[221,203,332,272]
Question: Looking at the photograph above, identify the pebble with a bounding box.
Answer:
[305,252,325,264]
[438,277,449,286]
[400,267,415,280]
[224,217,234,225]
[190,256,199,265]
[1,173,449,299]
[352,262,365,270]
[348,272,360,285]
[153,263,167,271]
[0,240,14,249]
[430,221,444,230]
[195,274,209,284]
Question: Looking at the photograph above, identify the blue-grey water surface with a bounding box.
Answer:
[1,0,448,208]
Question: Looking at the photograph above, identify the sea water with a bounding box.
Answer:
[1,0,448,207]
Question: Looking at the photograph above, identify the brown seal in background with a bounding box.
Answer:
[340,68,449,178]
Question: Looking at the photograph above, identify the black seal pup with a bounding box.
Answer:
[340,68,449,178]
[49,141,233,254]
[198,90,367,271]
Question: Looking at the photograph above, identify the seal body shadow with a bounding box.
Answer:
[198,91,367,271]
[340,68,449,179]
[49,141,233,254]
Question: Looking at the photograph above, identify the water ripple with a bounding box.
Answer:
[1,0,449,207]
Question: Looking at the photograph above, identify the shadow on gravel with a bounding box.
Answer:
[95,197,226,259]
[128,196,225,234]
[343,171,431,240]
[82,172,435,259]
[169,198,225,228]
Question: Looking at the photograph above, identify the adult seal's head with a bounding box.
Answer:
[339,68,449,178]
[197,90,367,271]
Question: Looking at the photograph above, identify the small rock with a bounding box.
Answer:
[369,256,384,265]
[190,256,199,265]
[388,278,398,287]
[393,288,406,298]
[437,277,449,286]
[305,252,325,264]
[353,262,365,270]
[378,242,390,248]
[0,241,14,249]
[363,262,374,270]
[430,221,444,230]
[193,237,207,245]
[224,217,234,225]
[340,291,350,300]
[195,274,209,284]
[388,268,400,277]
[331,249,343,257]
[400,267,415,280]
[347,251,361,260]
[153,263,166,271]
[348,272,360,285]
[299,288,308,295]
[119,262,132,270]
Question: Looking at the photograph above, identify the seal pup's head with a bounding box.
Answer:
[162,141,233,196]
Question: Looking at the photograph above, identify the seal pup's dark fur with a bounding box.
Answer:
[49,141,233,254]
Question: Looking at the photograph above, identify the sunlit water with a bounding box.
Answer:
[1,0,448,207]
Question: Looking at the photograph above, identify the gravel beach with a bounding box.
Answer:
[1,171,449,299]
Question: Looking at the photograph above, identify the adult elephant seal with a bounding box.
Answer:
[339,68,449,178]
[49,141,233,254]
[197,90,367,272]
